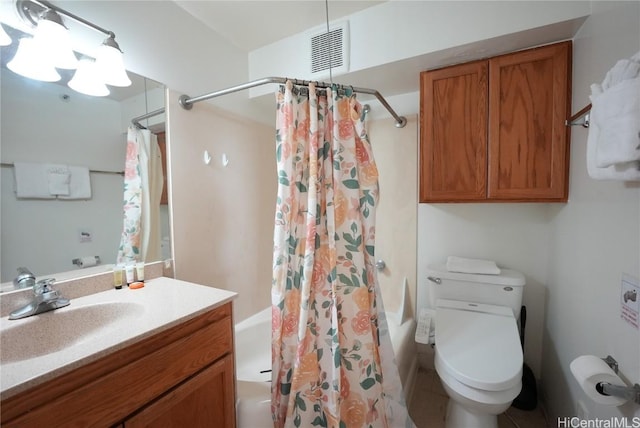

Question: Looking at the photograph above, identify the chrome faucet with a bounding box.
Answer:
[9,278,70,320]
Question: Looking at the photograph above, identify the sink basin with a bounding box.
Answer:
[0,301,145,363]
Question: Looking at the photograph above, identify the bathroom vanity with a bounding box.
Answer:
[0,277,237,427]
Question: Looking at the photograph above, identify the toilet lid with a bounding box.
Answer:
[435,303,523,391]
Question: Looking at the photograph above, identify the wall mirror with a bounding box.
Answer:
[0,23,169,292]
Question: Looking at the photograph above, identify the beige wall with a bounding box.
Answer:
[542,1,640,421]
[368,116,419,319]
[166,89,276,322]
[165,99,418,323]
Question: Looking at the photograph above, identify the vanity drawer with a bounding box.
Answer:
[2,303,234,427]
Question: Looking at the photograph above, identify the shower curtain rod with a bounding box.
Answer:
[131,108,166,129]
[131,104,371,130]
[178,76,408,128]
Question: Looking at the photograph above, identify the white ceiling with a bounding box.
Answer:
[169,0,589,122]
[172,0,384,51]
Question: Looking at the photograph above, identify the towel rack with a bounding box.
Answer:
[0,162,124,175]
[566,103,591,128]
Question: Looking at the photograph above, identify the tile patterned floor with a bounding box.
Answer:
[408,368,549,428]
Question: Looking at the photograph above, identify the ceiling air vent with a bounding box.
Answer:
[310,22,349,77]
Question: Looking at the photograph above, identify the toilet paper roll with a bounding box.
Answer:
[570,355,627,406]
[77,256,98,268]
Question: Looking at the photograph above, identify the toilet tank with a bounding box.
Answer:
[425,264,525,317]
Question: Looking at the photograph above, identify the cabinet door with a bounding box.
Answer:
[420,60,488,202]
[488,41,571,201]
[125,354,236,428]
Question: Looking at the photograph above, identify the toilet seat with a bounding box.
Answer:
[435,299,523,392]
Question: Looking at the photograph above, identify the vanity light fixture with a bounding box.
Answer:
[8,0,131,95]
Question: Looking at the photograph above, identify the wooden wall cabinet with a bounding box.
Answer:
[1,303,236,428]
[420,41,572,202]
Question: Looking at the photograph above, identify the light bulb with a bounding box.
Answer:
[32,13,78,69]
[68,59,109,97]
[95,37,131,87]
[7,37,61,82]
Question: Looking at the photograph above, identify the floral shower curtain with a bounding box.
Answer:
[117,126,163,263]
[271,81,414,428]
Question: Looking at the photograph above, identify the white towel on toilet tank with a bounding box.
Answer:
[446,256,501,275]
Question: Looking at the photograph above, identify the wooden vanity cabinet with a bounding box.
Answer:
[420,41,572,202]
[1,302,236,428]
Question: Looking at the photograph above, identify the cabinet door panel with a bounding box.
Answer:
[488,42,571,200]
[125,354,236,428]
[420,61,488,202]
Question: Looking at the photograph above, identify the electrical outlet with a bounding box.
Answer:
[577,400,589,420]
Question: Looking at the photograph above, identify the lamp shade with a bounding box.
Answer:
[7,37,61,82]
[32,16,78,69]
[0,24,11,46]
[95,39,131,87]
[68,59,109,97]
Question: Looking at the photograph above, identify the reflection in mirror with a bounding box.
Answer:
[0,25,169,293]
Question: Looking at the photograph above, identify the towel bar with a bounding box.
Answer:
[566,103,591,128]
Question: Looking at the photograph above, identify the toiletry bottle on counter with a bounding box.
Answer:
[113,265,124,290]
[135,262,145,282]
[125,264,135,286]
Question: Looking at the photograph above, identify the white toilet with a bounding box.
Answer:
[424,264,526,428]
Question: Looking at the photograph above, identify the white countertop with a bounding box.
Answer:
[0,277,236,400]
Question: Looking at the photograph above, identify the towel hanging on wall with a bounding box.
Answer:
[47,165,71,196]
[12,162,93,199]
[57,166,92,200]
[587,50,640,181]
[13,162,56,199]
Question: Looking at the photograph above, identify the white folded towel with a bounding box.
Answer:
[46,164,71,196]
[57,166,92,199]
[592,77,640,167]
[446,256,501,275]
[13,162,56,199]
[601,58,640,91]
[586,118,640,180]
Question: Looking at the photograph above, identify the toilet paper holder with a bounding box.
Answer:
[596,381,640,405]
[602,355,619,373]
[72,256,100,267]
[598,355,640,405]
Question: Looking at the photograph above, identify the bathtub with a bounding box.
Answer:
[234,306,417,427]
